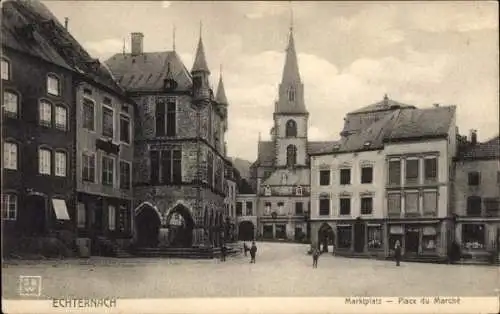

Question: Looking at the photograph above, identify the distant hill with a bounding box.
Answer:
[229,157,253,178]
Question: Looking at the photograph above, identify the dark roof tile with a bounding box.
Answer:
[458,136,500,160]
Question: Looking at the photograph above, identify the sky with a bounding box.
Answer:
[43,1,499,162]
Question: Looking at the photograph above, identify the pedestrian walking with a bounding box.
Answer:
[250,241,257,263]
[394,240,402,266]
[243,242,248,257]
[221,245,226,262]
[312,247,320,268]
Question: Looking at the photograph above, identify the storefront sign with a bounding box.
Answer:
[423,226,437,236]
[389,226,403,234]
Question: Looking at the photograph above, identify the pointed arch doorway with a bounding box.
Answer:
[135,203,161,248]
[166,204,195,248]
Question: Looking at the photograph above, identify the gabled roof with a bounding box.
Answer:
[307,141,341,155]
[105,51,192,92]
[457,136,500,160]
[3,0,128,99]
[349,94,416,115]
[384,105,455,142]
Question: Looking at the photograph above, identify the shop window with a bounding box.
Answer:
[462,224,485,249]
[337,226,352,249]
[275,224,286,239]
[389,234,403,252]
[263,225,273,239]
[367,226,382,249]
[422,226,437,251]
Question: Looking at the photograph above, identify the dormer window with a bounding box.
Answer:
[47,74,61,96]
[296,186,303,196]
[264,185,271,196]
[287,87,295,102]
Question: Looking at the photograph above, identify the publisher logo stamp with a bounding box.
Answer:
[19,276,42,297]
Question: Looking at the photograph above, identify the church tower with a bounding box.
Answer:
[274,25,308,168]
[191,28,211,103]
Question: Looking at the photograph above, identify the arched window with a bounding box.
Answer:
[286,145,297,167]
[285,119,297,137]
[287,87,295,102]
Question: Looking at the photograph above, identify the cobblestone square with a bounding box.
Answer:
[2,243,498,299]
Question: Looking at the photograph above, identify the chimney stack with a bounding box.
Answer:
[470,129,478,145]
[131,32,144,56]
[64,17,69,30]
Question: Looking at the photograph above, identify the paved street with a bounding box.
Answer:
[2,242,498,299]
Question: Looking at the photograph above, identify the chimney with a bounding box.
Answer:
[433,103,439,108]
[470,129,477,145]
[64,18,69,30]
[131,32,144,56]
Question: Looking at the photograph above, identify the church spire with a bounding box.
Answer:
[191,21,210,74]
[281,3,300,85]
[216,65,228,105]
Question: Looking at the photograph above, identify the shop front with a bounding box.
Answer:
[331,220,385,257]
[387,222,442,257]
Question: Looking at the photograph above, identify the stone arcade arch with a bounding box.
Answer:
[165,203,195,248]
[318,222,335,253]
[238,220,255,241]
[135,202,162,248]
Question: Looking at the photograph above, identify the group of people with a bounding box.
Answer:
[243,241,258,263]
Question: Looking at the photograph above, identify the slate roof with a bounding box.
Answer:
[4,0,127,98]
[349,94,416,115]
[215,75,228,105]
[105,51,192,92]
[384,105,455,142]
[457,136,500,160]
[191,37,210,73]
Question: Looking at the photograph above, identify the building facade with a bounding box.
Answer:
[236,194,258,241]
[310,99,458,260]
[250,27,336,242]
[454,133,500,260]
[2,0,75,255]
[106,32,231,249]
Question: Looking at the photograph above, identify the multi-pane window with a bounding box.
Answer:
[82,98,95,130]
[339,198,351,215]
[319,195,330,216]
[361,166,373,184]
[360,197,373,215]
[55,151,67,177]
[120,161,131,189]
[166,98,176,136]
[424,157,438,182]
[1,193,17,220]
[102,156,114,186]
[3,142,18,170]
[152,149,182,184]
[484,198,500,216]
[246,201,253,216]
[264,202,271,215]
[462,224,485,249]
[388,159,401,185]
[47,74,60,96]
[3,91,18,118]
[39,100,52,127]
[102,106,114,138]
[466,196,482,216]
[423,190,438,215]
[387,193,401,215]
[55,105,67,130]
[319,170,330,186]
[405,159,419,184]
[468,172,480,186]
[405,192,419,214]
[337,226,352,249]
[367,226,383,249]
[340,168,351,185]
[38,148,51,175]
[108,205,116,231]
[82,152,96,182]
[236,202,242,216]
[1,58,10,80]
[295,202,303,215]
[120,114,131,144]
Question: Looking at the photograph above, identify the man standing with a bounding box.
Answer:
[394,240,402,266]
[312,247,320,268]
[221,245,227,262]
[250,241,257,263]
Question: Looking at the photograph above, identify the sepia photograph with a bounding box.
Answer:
[1,1,499,313]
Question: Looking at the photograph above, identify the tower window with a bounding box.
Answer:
[287,87,295,102]
[286,145,297,167]
[285,119,297,137]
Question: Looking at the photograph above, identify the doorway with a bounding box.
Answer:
[354,218,366,253]
[135,203,161,247]
[238,221,255,241]
[405,227,420,254]
[165,204,194,247]
[318,223,335,252]
[26,194,47,235]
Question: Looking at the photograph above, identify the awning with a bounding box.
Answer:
[390,226,404,234]
[423,226,437,236]
[52,198,70,220]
